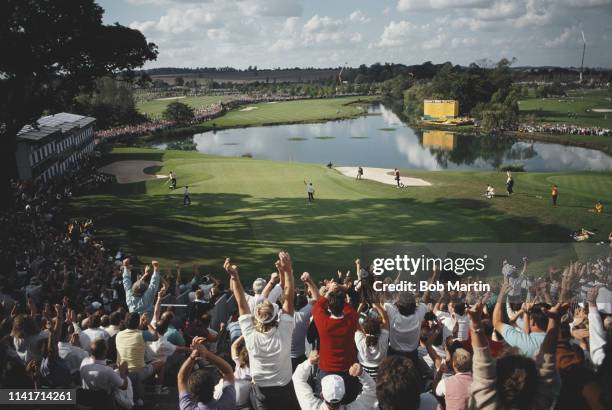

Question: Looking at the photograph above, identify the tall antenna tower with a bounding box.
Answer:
[579,31,586,83]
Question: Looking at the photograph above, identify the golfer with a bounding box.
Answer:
[551,184,559,206]
[183,185,191,206]
[394,168,401,187]
[506,171,514,196]
[357,166,363,180]
[304,180,315,203]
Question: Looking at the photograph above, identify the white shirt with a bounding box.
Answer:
[384,302,428,352]
[436,311,469,341]
[80,328,110,352]
[148,335,176,362]
[292,359,377,410]
[80,357,125,395]
[307,184,315,194]
[103,325,120,338]
[239,312,294,387]
[355,329,389,368]
[58,342,89,374]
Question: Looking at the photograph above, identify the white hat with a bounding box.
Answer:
[596,287,612,315]
[321,374,345,404]
[91,301,102,310]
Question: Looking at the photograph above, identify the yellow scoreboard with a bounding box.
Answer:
[423,100,459,119]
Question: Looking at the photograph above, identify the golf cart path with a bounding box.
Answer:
[336,167,431,187]
[100,160,167,184]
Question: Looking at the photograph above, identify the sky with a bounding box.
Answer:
[96,0,612,69]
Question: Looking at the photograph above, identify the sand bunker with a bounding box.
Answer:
[240,106,258,112]
[592,108,612,113]
[335,167,431,187]
[100,160,167,184]
[154,96,186,101]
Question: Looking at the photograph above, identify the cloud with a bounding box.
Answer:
[130,6,216,34]
[349,10,371,23]
[475,1,526,20]
[237,0,302,17]
[397,0,492,12]
[544,26,578,47]
[376,20,417,47]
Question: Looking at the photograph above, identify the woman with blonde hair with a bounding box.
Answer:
[226,252,300,410]
[11,313,48,363]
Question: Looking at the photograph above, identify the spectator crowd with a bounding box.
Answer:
[1,162,611,410]
[518,123,612,137]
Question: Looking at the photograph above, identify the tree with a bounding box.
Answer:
[175,76,185,86]
[74,77,142,128]
[0,0,157,207]
[163,101,194,123]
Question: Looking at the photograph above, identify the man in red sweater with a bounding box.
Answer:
[313,282,360,404]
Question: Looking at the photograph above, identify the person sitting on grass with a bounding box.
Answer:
[594,200,604,214]
[177,336,235,410]
[226,252,300,410]
[485,184,495,199]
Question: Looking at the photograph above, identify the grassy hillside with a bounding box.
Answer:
[70,148,612,278]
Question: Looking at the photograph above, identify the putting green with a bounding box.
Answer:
[69,148,612,278]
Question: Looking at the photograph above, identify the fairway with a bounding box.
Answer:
[201,96,376,128]
[69,148,612,278]
[519,89,612,128]
[137,95,235,117]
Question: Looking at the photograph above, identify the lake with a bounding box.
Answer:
[154,104,612,172]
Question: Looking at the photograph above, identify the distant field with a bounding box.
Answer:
[202,96,376,128]
[519,89,612,128]
[137,95,235,117]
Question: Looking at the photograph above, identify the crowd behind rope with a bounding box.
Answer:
[518,123,612,137]
[1,164,611,410]
[95,94,366,141]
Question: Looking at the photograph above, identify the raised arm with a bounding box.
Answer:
[492,280,511,334]
[262,272,280,300]
[193,337,234,383]
[47,304,63,360]
[422,268,439,304]
[586,287,606,367]
[224,258,250,316]
[153,285,167,324]
[122,258,133,295]
[468,301,487,348]
[278,251,295,315]
[301,272,320,302]
[372,302,389,330]
[231,335,245,359]
[540,303,567,355]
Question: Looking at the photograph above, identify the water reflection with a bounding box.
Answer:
[153,104,612,172]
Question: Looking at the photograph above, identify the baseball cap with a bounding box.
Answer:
[321,374,345,404]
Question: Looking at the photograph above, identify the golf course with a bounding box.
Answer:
[69,147,612,278]
[519,89,612,128]
[137,95,235,117]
